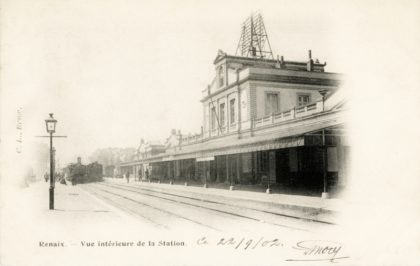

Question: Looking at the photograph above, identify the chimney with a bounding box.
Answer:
[307,50,314,71]
[77,157,82,164]
[275,55,281,68]
[177,130,181,135]
[171,129,176,135]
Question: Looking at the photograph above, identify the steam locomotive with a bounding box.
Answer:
[64,158,103,185]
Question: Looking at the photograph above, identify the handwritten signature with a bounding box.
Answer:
[288,240,349,262]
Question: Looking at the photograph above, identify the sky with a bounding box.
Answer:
[1,0,420,173]
[1,0,350,165]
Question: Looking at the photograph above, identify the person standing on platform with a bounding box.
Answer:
[126,171,130,183]
[145,168,149,181]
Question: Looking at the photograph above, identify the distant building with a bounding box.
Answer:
[121,139,166,180]
[137,139,166,159]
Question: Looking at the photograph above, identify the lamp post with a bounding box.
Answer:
[318,90,329,199]
[319,89,328,112]
[45,113,57,210]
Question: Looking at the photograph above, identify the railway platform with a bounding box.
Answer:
[1,179,350,266]
[1,181,163,266]
[104,177,343,224]
[1,180,149,237]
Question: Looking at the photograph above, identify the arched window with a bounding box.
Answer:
[230,99,236,124]
[265,92,279,115]
[211,107,217,130]
[218,66,224,88]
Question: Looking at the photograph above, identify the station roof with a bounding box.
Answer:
[120,108,346,166]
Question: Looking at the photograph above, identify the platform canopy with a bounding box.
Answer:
[177,136,305,161]
[121,120,346,166]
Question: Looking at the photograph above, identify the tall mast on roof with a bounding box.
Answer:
[235,11,274,59]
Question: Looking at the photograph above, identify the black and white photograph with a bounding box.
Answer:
[1,1,419,266]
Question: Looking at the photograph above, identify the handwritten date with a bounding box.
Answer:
[197,237,283,250]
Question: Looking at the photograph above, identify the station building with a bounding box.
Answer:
[120,48,348,198]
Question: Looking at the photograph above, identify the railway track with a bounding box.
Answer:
[82,181,334,234]
[85,184,220,231]
[102,182,334,224]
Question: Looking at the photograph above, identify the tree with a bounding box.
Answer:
[89,147,136,167]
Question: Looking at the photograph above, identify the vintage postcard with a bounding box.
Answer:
[1,1,419,266]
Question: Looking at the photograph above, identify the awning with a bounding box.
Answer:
[197,136,305,158]
[169,135,304,160]
[120,114,345,165]
[196,156,215,162]
[162,155,175,162]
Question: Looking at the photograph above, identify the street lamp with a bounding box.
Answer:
[45,113,57,210]
[318,90,329,199]
[319,89,328,112]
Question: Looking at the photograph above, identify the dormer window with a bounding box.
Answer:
[218,66,224,88]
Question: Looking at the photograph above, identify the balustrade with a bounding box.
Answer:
[178,99,324,146]
[252,99,323,129]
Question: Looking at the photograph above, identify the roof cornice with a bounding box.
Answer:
[200,71,341,102]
